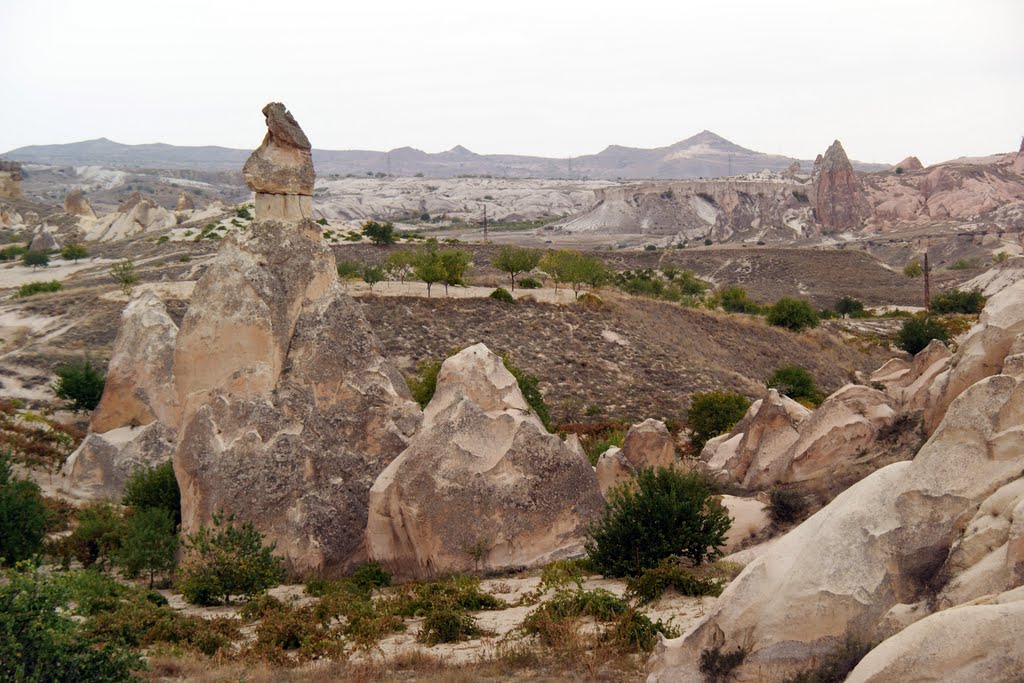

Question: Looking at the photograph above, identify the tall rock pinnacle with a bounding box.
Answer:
[242,102,315,222]
[812,140,869,233]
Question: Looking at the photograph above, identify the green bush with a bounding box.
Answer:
[948,258,978,271]
[362,219,396,245]
[584,428,625,466]
[177,510,284,606]
[0,450,48,565]
[15,280,63,297]
[586,467,731,577]
[406,357,444,408]
[688,391,751,450]
[703,238,713,246]
[0,566,144,682]
[718,286,760,314]
[930,288,986,315]
[417,607,485,645]
[766,365,823,406]
[903,260,923,277]
[834,296,866,317]
[351,561,391,589]
[67,501,122,570]
[122,461,180,525]
[766,297,819,332]
[625,558,724,603]
[489,286,515,303]
[115,508,177,588]
[0,245,26,261]
[895,316,949,355]
[383,575,503,618]
[701,643,749,682]
[768,488,809,526]
[52,357,106,411]
[362,264,386,290]
[336,260,362,280]
[108,259,138,296]
[22,250,49,269]
[517,276,542,289]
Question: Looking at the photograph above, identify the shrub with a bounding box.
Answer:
[768,488,809,525]
[115,508,177,588]
[492,245,542,291]
[351,561,391,589]
[16,280,63,297]
[700,643,749,682]
[718,286,760,314]
[336,260,362,280]
[586,467,731,577]
[517,276,542,289]
[993,251,1009,264]
[236,205,253,220]
[439,248,472,294]
[384,575,504,618]
[410,242,447,297]
[929,288,986,315]
[0,566,144,682]
[0,450,48,565]
[122,461,180,525]
[895,315,949,355]
[584,428,625,466]
[109,259,138,296]
[704,238,713,246]
[406,357,444,408]
[67,501,122,570]
[22,250,49,269]
[625,558,724,603]
[361,219,396,245]
[784,636,875,683]
[688,391,751,450]
[417,607,485,645]
[834,296,866,317]
[948,258,978,271]
[903,260,923,277]
[52,356,106,411]
[177,510,284,606]
[767,297,819,332]
[0,245,26,261]
[362,264,386,291]
[766,365,823,406]
[489,286,515,303]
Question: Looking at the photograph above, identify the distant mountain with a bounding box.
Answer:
[3,132,888,179]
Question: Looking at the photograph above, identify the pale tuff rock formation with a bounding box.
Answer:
[870,338,951,413]
[64,293,180,497]
[595,419,677,497]
[28,225,59,252]
[367,343,605,578]
[243,102,314,222]
[718,495,770,554]
[64,188,97,218]
[893,156,923,173]
[812,140,869,233]
[0,160,23,199]
[174,191,195,211]
[0,205,23,228]
[647,284,1024,682]
[85,191,177,242]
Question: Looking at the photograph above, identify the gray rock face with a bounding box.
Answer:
[367,343,605,578]
[28,226,59,252]
[243,102,315,217]
[173,220,420,576]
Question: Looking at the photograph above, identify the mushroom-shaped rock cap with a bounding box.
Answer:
[243,102,315,196]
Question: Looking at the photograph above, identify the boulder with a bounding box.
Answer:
[63,424,175,499]
[174,220,421,576]
[64,189,97,218]
[648,369,1024,682]
[28,226,59,252]
[812,140,869,233]
[893,156,923,173]
[367,343,605,578]
[846,596,1024,683]
[243,102,314,222]
[620,418,676,470]
[174,191,195,212]
[595,446,632,497]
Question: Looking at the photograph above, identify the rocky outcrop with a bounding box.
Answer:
[64,293,180,498]
[64,189,97,218]
[367,344,605,578]
[595,446,632,497]
[719,495,770,554]
[0,160,23,199]
[243,102,314,222]
[893,156,923,173]
[648,283,1024,682]
[812,140,869,233]
[28,226,59,252]
[620,418,676,470]
[85,192,177,242]
[174,191,195,211]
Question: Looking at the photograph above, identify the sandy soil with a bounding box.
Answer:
[0,258,116,289]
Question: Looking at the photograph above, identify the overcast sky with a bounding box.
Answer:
[1,0,1021,165]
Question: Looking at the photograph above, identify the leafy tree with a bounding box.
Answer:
[362,264,386,291]
[109,259,138,296]
[586,467,731,577]
[688,391,751,450]
[766,297,819,332]
[903,260,923,278]
[0,566,144,682]
[489,287,515,303]
[718,286,759,313]
[540,250,608,298]
[361,219,396,245]
[177,510,285,606]
[895,315,949,355]
[0,450,48,565]
[60,243,89,262]
[440,249,472,295]
[384,250,414,283]
[834,296,866,318]
[115,508,178,588]
[67,501,123,571]
[929,288,986,315]
[492,245,542,291]
[53,356,106,411]
[22,250,49,270]
[410,243,446,298]
[122,462,180,525]
[766,365,823,406]
[336,260,362,281]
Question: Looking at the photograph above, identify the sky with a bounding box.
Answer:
[0,0,1021,165]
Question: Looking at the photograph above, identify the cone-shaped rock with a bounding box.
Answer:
[64,189,97,218]
[812,140,869,232]
[174,191,195,211]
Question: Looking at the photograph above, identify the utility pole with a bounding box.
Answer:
[387,152,392,178]
[483,204,488,244]
[923,248,931,312]
[568,154,572,177]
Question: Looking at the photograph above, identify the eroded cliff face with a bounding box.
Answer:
[0,160,23,199]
